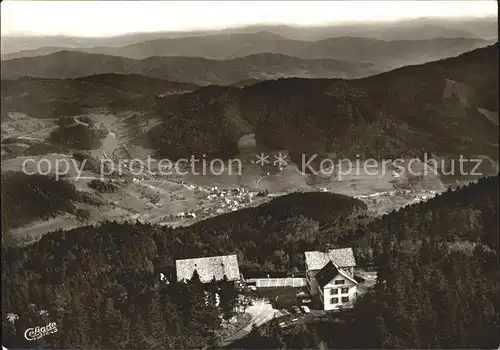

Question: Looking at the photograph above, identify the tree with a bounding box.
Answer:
[218,275,238,320]
[102,304,130,349]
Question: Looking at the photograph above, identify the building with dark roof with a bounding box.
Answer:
[304,248,358,311]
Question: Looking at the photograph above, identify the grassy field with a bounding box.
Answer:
[1,113,57,139]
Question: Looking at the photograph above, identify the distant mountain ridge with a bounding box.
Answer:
[0,51,377,85]
[1,34,492,71]
[2,16,496,54]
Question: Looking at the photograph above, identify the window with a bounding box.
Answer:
[334,279,345,285]
[341,296,349,303]
[330,288,338,295]
[331,297,339,304]
[341,287,349,294]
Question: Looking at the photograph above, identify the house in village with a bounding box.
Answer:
[175,254,241,284]
[304,248,358,311]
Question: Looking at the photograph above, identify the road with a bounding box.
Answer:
[3,116,86,144]
[356,269,377,296]
[2,125,58,143]
[219,300,280,347]
[73,116,89,126]
[477,108,499,126]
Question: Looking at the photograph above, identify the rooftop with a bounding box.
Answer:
[176,254,240,283]
[315,260,358,288]
[304,247,356,271]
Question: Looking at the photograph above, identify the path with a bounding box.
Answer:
[4,125,58,142]
[356,269,377,296]
[477,108,499,126]
[219,300,279,346]
[73,116,89,126]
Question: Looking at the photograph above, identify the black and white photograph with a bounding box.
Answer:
[1,1,499,349]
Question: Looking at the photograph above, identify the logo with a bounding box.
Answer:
[24,322,58,341]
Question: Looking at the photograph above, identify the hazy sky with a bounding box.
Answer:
[1,1,497,37]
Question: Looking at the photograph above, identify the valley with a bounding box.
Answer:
[3,99,496,243]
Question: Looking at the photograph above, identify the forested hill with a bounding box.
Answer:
[351,176,499,349]
[151,44,498,160]
[1,74,198,120]
[1,172,102,237]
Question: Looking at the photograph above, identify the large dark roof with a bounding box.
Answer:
[315,261,340,288]
[314,261,359,288]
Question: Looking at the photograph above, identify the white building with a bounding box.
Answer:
[304,248,358,311]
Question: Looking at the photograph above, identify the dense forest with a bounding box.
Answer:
[0,171,103,248]
[1,74,197,121]
[1,172,82,233]
[47,117,108,150]
[2,175,498,348]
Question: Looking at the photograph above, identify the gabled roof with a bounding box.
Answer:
[315,261,340,288]
[175,254,240,283]
[304,248,356,271]
[314,261,358,288]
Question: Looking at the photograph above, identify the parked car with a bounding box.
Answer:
[296,291,308,298]
[301,299,312,304]
[301,306,311,313]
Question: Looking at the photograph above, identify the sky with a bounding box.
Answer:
[1,1,497,37]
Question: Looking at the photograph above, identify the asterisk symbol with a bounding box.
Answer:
[255,153,270,166]
[273,152,288,167]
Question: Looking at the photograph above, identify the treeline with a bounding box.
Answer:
[0,172,101,242]
[360,175,499,253]
[1,74,198,121]
[353,239,498,349]
[151,87,244,159]
[156,191,368,273]
[88,179,118,193]
[48,117,107,150]
[1,172,79,232]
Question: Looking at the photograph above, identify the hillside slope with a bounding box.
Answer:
[150,44,498,160]
[1,74,197,120]
[1,51,376,85]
